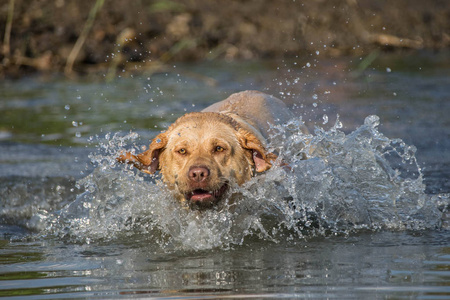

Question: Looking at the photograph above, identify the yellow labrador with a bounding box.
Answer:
[118,90,308,209]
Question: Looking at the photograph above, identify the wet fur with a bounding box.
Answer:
[117,90,306,207]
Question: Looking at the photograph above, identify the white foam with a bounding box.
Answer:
[43,116,447,250]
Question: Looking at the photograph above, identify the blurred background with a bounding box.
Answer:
[1,0,449,79]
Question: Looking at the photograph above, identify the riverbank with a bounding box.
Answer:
[1,0,449,79]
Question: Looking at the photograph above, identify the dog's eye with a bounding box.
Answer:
[215,146,224,152]
[178,148,186,154]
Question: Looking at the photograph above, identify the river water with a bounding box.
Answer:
[1,52,449,298]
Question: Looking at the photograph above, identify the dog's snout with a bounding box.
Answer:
[188,166,210,182]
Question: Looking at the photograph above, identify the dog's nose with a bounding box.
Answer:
[188,166,210,182]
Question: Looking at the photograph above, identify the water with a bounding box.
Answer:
[1,53,449,298]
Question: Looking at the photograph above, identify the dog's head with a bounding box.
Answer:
[119,112,276,209]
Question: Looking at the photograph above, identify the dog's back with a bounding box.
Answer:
[202,90,308,139]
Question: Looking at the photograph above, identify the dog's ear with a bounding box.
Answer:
[117,132,168,174]
[237,128,277,172]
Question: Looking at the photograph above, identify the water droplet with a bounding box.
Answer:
[72,121,78,127]
[312,94,318,100]
[364,115,380,128]
[322,114,328,124]
[386,67,392,73]
[335,115,343,128]
[64,105,70,110]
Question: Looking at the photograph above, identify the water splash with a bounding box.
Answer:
[42,116,446,250]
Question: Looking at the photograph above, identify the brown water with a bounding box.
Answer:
[0,53,449,299]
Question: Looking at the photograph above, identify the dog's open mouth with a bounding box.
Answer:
[185,184,228,209]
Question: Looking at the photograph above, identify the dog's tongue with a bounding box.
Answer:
[190,189,213,202]
[187,185,228,209]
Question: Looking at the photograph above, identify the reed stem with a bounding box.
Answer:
[2,0,15,58]
[65,0,105,76]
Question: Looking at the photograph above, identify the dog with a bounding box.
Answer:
[117,90,308,209]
